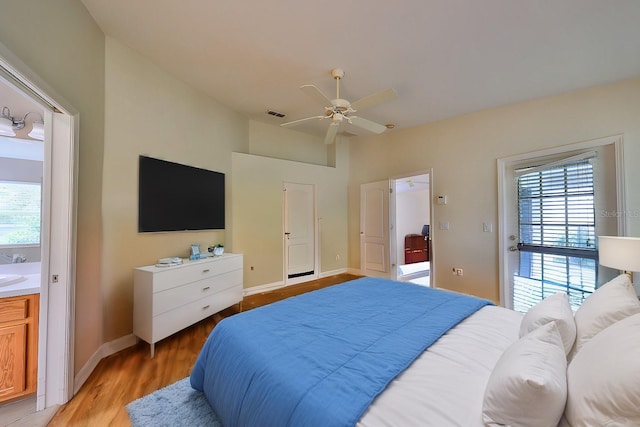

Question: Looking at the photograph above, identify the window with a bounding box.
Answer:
[0,181,41,245]
[513,154,597,312]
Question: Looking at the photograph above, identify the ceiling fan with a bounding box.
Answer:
[280,68,397,145]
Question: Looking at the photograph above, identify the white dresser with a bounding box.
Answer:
[133,253,243,357]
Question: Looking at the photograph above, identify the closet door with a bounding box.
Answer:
[360,180,390,277]
[284,182,317,284]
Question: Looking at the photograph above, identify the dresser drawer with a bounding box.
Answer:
[152,286,243,342]
[153,269,242,316]
[0,298,28,323]
[152,256,243,292]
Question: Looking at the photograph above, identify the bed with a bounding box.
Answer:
[190,275,640,427]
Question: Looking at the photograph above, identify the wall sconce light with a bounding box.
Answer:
[0,106,45,141]
[598,235,640,282]
[28,121,44,140]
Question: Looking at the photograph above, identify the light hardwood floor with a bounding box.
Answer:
[46,273,360,426]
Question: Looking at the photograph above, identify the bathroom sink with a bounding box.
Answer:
[0,274,26,287]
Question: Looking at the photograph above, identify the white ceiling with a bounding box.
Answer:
[396,174,429,194]
[77,1,640,139]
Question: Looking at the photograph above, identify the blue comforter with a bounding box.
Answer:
[190,277,491,427]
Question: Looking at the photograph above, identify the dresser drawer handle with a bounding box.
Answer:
[202,305,210,310]
[202,269,210,273]
[202,286,210,291]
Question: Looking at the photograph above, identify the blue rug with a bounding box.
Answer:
[126,377,221,427]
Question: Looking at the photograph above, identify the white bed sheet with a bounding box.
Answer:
[358,305,523,427]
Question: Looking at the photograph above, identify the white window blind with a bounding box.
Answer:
[513,155,597,312]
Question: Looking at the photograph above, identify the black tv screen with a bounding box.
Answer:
[138,156,225,232]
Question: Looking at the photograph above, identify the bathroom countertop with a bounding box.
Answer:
[0,263,42,298]
[0,273,41,298]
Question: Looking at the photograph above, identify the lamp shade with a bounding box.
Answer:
[0,116,16,136]
[598,236,640,272]
[28,121,44,140]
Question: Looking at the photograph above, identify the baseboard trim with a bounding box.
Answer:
[243,281,285,296]
[73,334,137,394]
[243,268,351,297]
[319,268,348,278]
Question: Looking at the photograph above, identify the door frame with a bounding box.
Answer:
[360,169,436,284]
[283,182,319,286]
[0,43,78,408]
[497,135,626,308]
[389,169,435,284]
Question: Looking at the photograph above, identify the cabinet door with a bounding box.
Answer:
[0,323,27,399]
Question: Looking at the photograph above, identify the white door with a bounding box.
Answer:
[360,180,390,277]
[284,182,317,285]
[502,162,520,309]
[499,136,625,311]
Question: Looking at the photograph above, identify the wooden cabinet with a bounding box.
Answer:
[134,254,243,357]
[404,234,429,264]
[0,293,39,403]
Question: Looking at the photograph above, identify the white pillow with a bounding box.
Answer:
[565,312,640,426]
[482,322,567,427]
[572,274,640,356]
[519,292,576,355]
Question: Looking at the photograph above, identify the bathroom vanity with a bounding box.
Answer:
[0,262,40,403]
[0,293,39,403]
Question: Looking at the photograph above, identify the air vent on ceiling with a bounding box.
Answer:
[266,110,286,118]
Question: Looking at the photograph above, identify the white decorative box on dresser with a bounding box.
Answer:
[133,253,243,357]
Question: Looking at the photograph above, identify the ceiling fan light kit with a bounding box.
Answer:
[281,68,397,144]
[0,116,15,137]
[0,106,45,140]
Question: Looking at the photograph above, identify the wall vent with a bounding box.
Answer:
[266,110,286,118]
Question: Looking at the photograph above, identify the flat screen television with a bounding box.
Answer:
[138,156,225,232]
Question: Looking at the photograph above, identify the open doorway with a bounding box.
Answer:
[0,47,77,422]
[0,81,44,417]
[392,173,431,286]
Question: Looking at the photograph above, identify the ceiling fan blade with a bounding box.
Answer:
[349,116,387,134]
[350,88,397,112]
[324,123,339,145]
[280,115,326,128]
[300,85,333,107]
